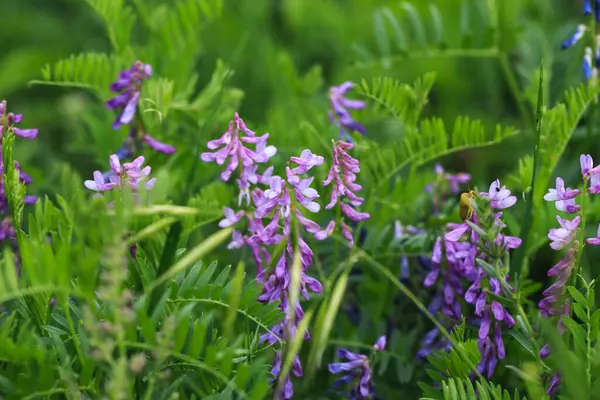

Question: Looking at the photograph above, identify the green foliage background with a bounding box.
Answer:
[3,0,600,399]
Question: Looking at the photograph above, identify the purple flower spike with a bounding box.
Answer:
[106,62,176,155]
[201,113,277,186]
[320,140,370,246]
[0,100,39,140]
[328,81,366,140]
[107,61,152,130]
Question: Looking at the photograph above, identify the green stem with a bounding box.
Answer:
[587,295,592,388]
[333,204,341,269]
[63,300,86,369]
[572,183,589,286]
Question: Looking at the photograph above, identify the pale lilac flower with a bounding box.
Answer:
[201,113,277,183]
[289,150,324,175]
[581,154,594,176]
[219,207,244,228]
[547,215,580,250]
[480,179,517,209]
[544,177,580,202]
[328,82,366,140]
[0,100,38,140]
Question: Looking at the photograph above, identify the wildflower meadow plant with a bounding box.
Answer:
[9,3,600,400]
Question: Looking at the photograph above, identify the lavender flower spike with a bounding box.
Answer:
[319,140,370,246]
[107,61,152,130]
[0,100,38,140]
[562,24,586,50]
[328,81,366,140]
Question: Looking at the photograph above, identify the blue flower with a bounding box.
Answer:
[585,0,592,15]
[562,24,586,49]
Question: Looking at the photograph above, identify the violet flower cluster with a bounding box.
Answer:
[106,61,176,158]
[423,179,521,378]
[536,154,600,395]
[319,140,371,247]
[328,82,366,141]
[203,113,330,399]
[328,336,386,399]
[85,155,156,193]
[0,100,38,246]
[201,112,276,188]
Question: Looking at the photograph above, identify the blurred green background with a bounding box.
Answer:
[0,0,590,198]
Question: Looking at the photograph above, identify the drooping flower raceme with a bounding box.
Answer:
[328,82,366,141]
[106,61,176,156]
[328,336,386,399]
[319,140,370,247]
[210,142,325,399]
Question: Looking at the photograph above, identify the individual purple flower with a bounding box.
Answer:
[328,82,366,140]
[201,113,277,183]
[480,179,517,209]
[544,177,581,213]
[547,215,580,250]
[219,207,245,228]
[0,100,38,140]
[373,336,387,352]
[320,140,370,246]
[562,24,586,49]
[547,372,561,396]
[329,338,382,399]
[107,62,176,155]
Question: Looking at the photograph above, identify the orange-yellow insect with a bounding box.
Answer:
[459,190,476,221]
